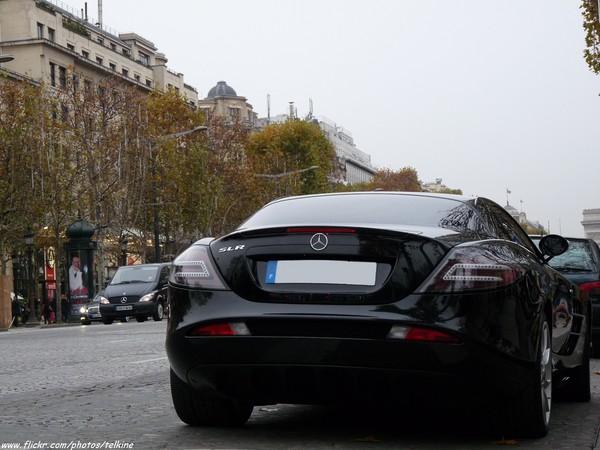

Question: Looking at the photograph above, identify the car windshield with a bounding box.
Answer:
[240,193,478,232]
[546,240,597,272]
[110,266,159,285]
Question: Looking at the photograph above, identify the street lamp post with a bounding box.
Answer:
[149,125,208,262]
[23,228,39,327]
[120,237,128,266]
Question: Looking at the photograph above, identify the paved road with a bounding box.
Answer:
[0,321,599,449]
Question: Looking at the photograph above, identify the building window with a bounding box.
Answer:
[134,74,140,82]
[48,28,55,42]
[109,62,116,71]
[96,57,103,66]
[47,63,67,89]
[122,68,128,77]
[59,66,67,88]
[37,23,44,39]
[82,50,89,59]
[67,43,75,51]
[49,62,56,87]
[139,52,149,66]
[122,49,129,57]
[110,43,116,51]
[145,79,152,87]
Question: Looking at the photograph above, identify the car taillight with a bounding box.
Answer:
[579,281,600,301]
[189,322,250,336]
[416,246,524,293]
[170,245,228,290]
[286,227,356,234]
[388,325,462,343]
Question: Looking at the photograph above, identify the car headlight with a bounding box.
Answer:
[99,296,109,304]
[139,292,156,302]
[80,306,87,313]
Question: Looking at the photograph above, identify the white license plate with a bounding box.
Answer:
[266,260,376,286]
[115,305,133,311]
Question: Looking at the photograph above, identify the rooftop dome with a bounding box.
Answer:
[206,81,237,99]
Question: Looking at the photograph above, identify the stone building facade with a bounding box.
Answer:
[582,209,600,243]
[316,117,375,184]
[0,0,197,102]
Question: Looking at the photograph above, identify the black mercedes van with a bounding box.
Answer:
[99,263,171,324]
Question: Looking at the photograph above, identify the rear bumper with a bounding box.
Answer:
[165,284,559,407]
[168,334,532,407]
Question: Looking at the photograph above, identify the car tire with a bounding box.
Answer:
[153,302,164,322]
[493,316,552,438]
[102,318,114,325]
[136,315,146,322]
[81,319,91,325]
[170,368,253,426]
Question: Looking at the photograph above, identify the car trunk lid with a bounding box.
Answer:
[209,226,449,305]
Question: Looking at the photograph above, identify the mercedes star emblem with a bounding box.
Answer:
[310,233,328,251]
[120,297,128,303]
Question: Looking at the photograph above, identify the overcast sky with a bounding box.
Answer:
[67,0,599,237]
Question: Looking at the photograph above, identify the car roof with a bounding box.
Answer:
[265,191,477,206]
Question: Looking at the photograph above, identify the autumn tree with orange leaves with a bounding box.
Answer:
[245,120,336,204]
[0,79,49,279]
[366,167,422,191]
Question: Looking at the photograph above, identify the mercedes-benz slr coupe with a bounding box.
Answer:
[166,192,591,438]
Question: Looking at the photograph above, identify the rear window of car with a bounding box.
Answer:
[240,193,481,232]
[546,240,598,272]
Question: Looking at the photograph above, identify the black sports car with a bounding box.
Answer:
[166,192,591,438]
[531,236,600,357]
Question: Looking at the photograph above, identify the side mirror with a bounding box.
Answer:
[538,234,569,262]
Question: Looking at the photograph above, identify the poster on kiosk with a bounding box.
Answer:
[67,249,92,317]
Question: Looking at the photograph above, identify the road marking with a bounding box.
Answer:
[131,357,168,364]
